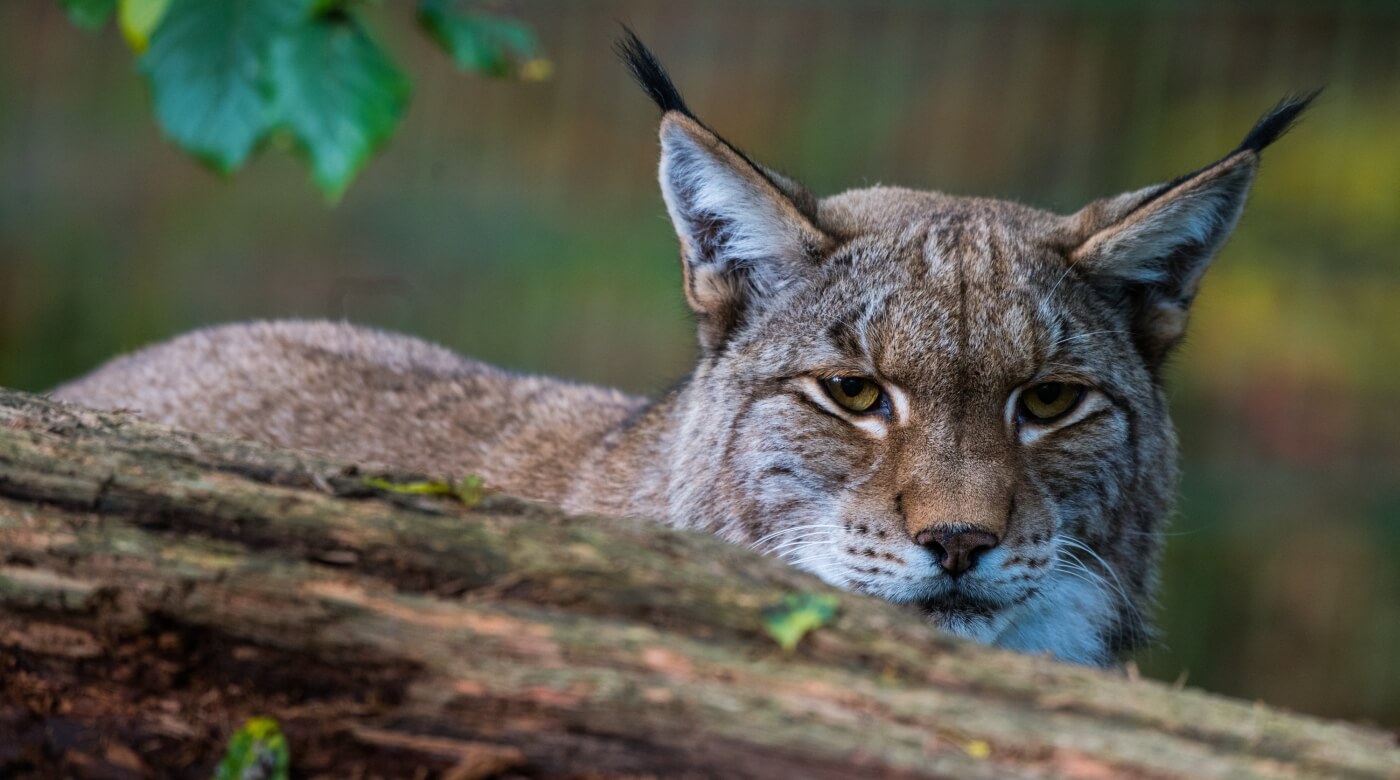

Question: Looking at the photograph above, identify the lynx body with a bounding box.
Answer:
[55,35,1313,666]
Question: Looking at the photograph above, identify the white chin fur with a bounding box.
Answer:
[908,571,1117,667]
[989,573,1116,666]
[785,524,1116,666]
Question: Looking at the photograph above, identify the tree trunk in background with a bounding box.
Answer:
[0,388,1395,779]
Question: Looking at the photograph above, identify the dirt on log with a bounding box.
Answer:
[0,387,1395,779]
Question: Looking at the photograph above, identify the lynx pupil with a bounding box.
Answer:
[1021,382,1080,422]
[822,376,882,413]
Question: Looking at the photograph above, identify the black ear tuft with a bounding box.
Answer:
[1235,88,1323,154]
[615,26,693,118]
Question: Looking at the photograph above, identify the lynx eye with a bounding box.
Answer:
[1019,382,1084,423]
[821,376,884,414]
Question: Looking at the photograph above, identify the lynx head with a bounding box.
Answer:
[619,31,1314,665]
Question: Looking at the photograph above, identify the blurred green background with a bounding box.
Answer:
[2,0,1397,728]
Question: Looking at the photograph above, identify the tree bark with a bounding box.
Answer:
[0,388,1394,779]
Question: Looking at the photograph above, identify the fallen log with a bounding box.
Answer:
[0,388,1394,779]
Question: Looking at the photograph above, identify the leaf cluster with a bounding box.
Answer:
[58,0,547,199]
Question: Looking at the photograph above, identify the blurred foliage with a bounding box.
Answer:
[117,0,171,51]
[58,0,116,31]
[420,0,551,79]
[3,0,1398,729]
[213,716,290,780]
[364,474,487,507]
[56,0,547,198]
[763,593,841,653]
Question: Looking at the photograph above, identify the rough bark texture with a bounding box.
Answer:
[0,387,1395,779]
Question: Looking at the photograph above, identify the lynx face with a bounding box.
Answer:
[621,33,1312,664]
[679,193,1176,664]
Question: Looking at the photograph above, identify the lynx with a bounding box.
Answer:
[53,32,1314,666]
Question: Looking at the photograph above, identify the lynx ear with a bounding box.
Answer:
[657,116,830,347]
[617,29,830,350]
[1066,93,1317,367]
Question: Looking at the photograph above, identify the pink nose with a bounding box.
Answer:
[913,527,999,576]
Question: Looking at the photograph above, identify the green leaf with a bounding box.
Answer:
[139,0,313,173]
[214,716,290,780]
[118,0,172,53]
[418,0,549,79]
[266,14,410,199]
[762,593,840,653]
[364,475,486,507]
[60,0,116,31]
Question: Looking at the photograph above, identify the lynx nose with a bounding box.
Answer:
[914,527,999,577]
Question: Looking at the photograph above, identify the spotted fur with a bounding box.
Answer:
[53,37,1314,666]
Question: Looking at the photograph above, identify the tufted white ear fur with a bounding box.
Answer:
[1067,152,1258,365]
[1073,155,1255,288]
[658,113,830,349]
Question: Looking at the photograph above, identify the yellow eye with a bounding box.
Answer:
[821,376,884,413]
[1020,382,1083,422]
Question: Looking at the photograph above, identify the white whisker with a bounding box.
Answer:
[765,535,836,555]
[1051,569,1103,600]
[768,542,833,559]
[1041,260,1080,307]
[1059,537,1142,628]
[751,524,844,545]
[795,554,845,566]
[1120,527,1208,538]
[1051,561,1116,608]
[749,524,845,550]
[1049,329,1132,349]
